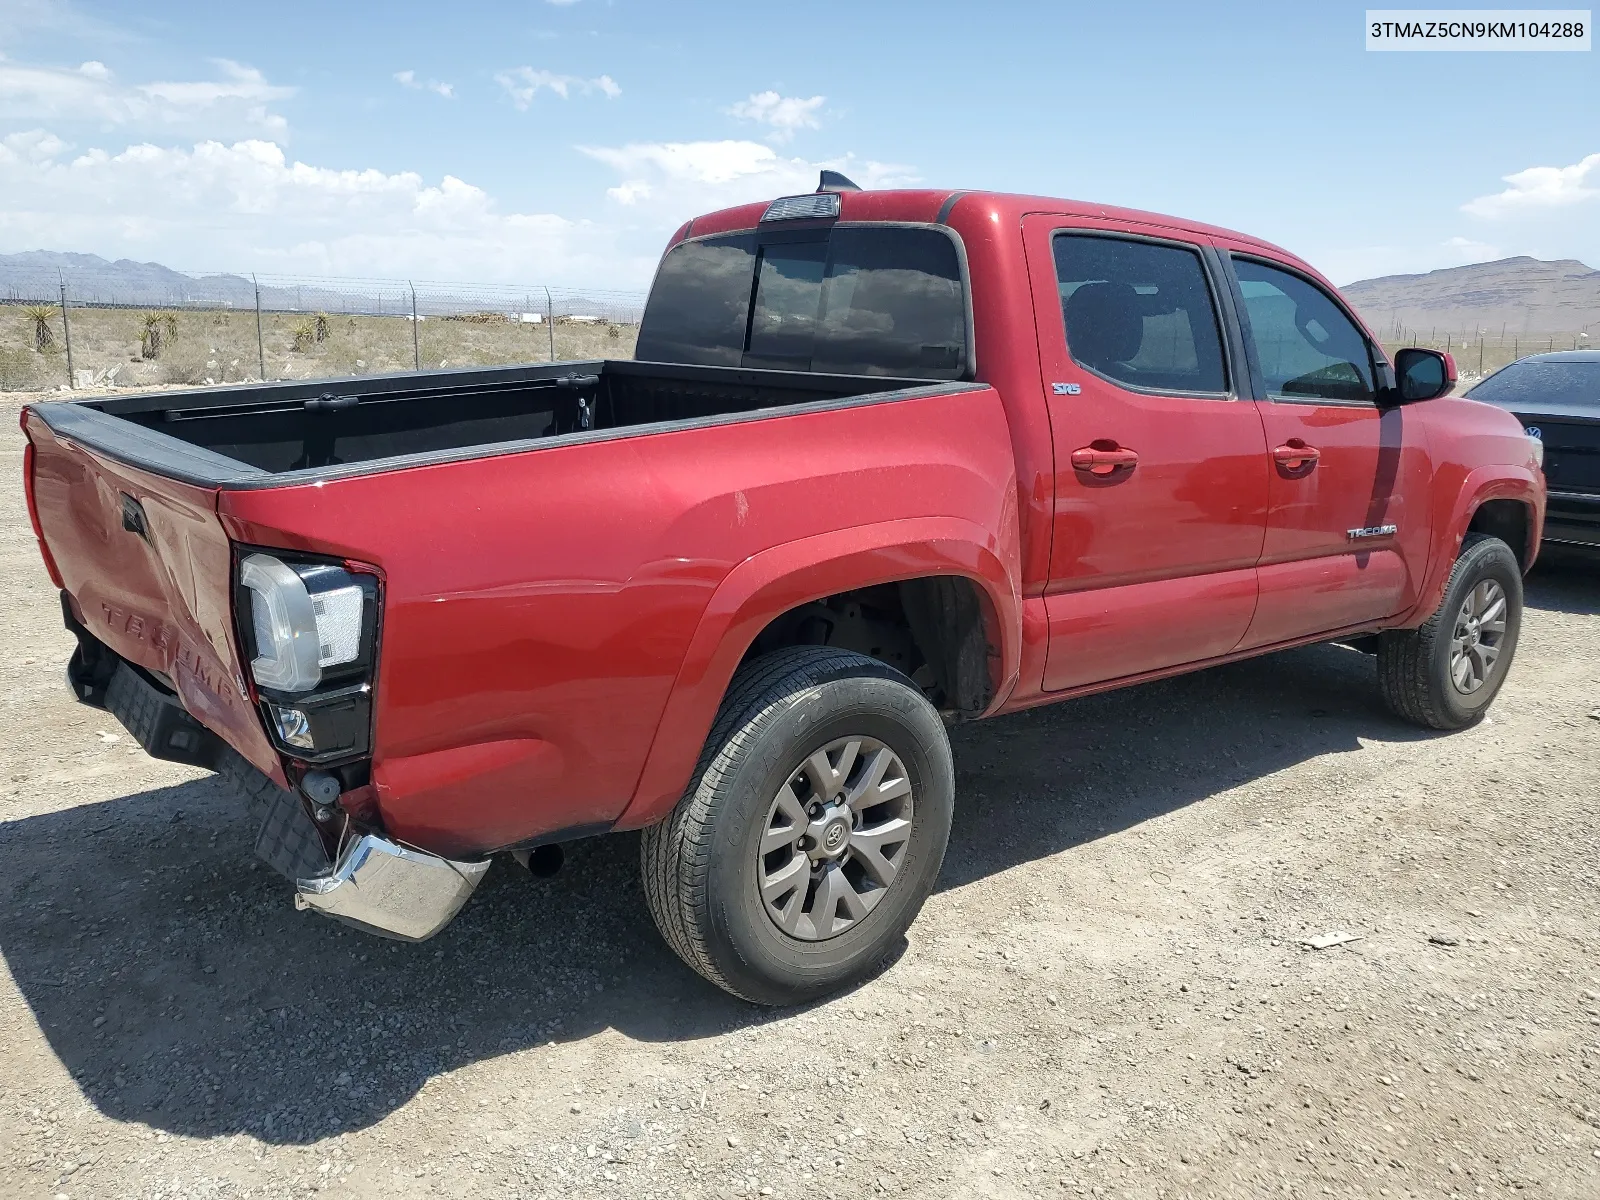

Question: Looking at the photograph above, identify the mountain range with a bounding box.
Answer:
[1339,256,1600,336]
[0,250,644,318]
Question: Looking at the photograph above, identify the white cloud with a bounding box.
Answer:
[1442,235,1501,262]
[394,70,455,99]
[1462,152,1600,218]
[0,57,292,135]
[0,131,647,284]
[495,67,620,108]
[727,91,825,142]
[579,139,917,215]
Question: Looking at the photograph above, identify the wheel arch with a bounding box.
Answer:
[614,516,1022,831]
[1402,467,1543,627]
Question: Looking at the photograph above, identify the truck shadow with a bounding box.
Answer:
[0,569,1576,1144]
[1523,551,1597,614]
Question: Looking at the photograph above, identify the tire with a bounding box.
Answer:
[1377,533,1523,730]
[641,646,955,1005]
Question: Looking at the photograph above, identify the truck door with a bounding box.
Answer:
[1217,250,1435,650]
[1021,216,1270,691]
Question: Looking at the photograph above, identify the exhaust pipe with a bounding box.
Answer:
[512,843,564,878]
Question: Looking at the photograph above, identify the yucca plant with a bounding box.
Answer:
[313,312,331,343]
[21,304,57,351]
[291,321,316,352]
[140,312,177,360]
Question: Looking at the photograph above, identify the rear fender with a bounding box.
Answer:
[613,515,1021,830]
[1400,465,1543,625]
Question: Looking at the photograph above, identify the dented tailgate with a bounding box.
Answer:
[23,408,283,783]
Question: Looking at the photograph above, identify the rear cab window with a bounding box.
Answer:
[637,225,970,380]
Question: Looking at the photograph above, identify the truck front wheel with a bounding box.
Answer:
[1377,533,1523,730]
[641,646,955,1005]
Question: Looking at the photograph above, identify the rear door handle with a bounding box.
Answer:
[1071,445,1139,475]
[1272,440,1321,473]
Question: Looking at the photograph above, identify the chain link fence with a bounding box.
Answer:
[1378,327,1595,387]
[5,265,1595,394]
[0,271,647,392]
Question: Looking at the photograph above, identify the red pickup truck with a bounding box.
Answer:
[21,178,1545,1004]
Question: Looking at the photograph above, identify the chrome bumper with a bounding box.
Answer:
[295,834,491,942]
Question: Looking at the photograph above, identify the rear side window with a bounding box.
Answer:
[1233,258,1375,403]
[1465,360,1600,410]
[636,226,969,379]
[1053,234,1228,394]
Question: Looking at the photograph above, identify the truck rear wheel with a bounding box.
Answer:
[1377,533,1523,730]
[641,646,954,1005]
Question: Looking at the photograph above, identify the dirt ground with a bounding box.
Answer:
[1,394,1597,1200]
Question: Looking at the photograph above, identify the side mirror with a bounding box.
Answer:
[1391,347,1456,403]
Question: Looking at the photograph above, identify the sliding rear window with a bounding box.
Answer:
[636,225,970,380]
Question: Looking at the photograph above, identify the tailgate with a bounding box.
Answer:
[23,408,283,782]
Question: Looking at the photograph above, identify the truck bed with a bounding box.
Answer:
[32,360,940,486]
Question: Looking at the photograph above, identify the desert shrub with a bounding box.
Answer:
[444,311,505,324]
[141,312,179,360]
[314,312,331,343]
[21,304,59,350]
[0,346,42,389]
[291,321,316,352]
[160,347,212,385]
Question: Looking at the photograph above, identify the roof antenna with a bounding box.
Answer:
[817,170,861,194]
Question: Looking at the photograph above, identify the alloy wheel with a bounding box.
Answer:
[757,736,915,941]
[1449,578,1508,694]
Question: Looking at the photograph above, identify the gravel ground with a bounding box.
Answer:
[2,395,1598,1200]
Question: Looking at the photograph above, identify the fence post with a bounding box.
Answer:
[1478,339,1484,375]
[544,286,555,362]
[253,274,266,381]
[410,282,420,371]
[58,275,75,388]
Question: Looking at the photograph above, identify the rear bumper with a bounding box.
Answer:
[1545,490,1600,549]
[295,835,492,942]
[73,633,491,942]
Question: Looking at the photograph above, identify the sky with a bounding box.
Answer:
[0,0,1595,289]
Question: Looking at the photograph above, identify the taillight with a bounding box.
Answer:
[22,436,65,589]
[235,549,380,763]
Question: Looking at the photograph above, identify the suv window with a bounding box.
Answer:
[1233,258,1375,403]
[1052,234,1228,394]
[636,226,968,379]
[1465,359,1600,410]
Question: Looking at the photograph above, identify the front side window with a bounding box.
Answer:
[636,226,969,379]
[1053,234,1228,394]
[1233,258,1375,403]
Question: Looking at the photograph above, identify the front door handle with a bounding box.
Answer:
[1071,444,1139,476]
[1272,439,1321,474]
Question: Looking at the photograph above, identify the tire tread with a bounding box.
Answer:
[640,646,895,1001]
[1377,533,1516,730]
